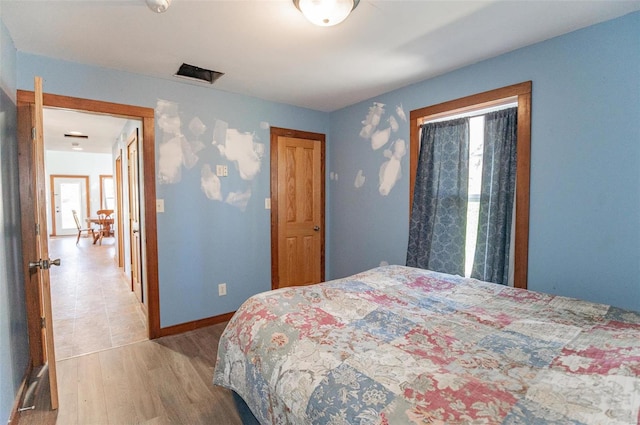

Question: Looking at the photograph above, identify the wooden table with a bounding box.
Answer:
[86,217,114,244]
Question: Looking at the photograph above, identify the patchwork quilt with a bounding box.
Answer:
[213,265,640,424]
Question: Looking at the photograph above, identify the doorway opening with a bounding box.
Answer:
[17,90,160,371]
[42,107,148,359]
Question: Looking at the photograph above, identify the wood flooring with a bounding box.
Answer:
[17,236,242,424]
[17,323,242,425]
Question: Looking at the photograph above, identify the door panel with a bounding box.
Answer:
[128,131,143,303]
[271,128,325,289]
[116,156,124,268]
[17,77,59,409]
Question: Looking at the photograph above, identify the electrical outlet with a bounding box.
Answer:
[223,165,228,177]
[156,199,164,213]
[218,283,227,296]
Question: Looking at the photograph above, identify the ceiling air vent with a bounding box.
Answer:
[175,63,224,85]
[64,132,88,139]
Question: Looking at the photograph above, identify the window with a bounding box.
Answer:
[100,174,115,210]
[409,82,531,288]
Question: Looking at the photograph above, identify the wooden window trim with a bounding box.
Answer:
[99,174,113,210]
[409,81,531,289]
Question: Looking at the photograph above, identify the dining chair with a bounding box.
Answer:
[72,209,94,245]
[95,209,114,245]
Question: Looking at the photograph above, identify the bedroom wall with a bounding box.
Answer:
[16,54,330,327]
[0,12,29,424]
[328,11,640,312]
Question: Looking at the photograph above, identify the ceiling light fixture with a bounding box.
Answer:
[146,0,171,13]
[293,0,359,27]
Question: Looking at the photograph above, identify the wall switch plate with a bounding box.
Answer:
[265,198,271,210]
[218,283,227,296]
[216,165,229,177]
[156,199,164,213]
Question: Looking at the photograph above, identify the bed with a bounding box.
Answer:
[213,265,640,424]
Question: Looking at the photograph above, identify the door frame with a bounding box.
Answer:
[127,130,143,302]
[269,126,326,290]
[49,174,90,236]
[17,90,161,340]
[115,155,125,268]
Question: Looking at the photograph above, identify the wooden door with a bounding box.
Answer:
[115,155,124,268]
[17,77,59,409]
[271,127,325,289]
[128,131,143,302]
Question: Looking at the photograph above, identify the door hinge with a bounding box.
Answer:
[31,127,36,140]
[40,317,46,329]
[35,223,40,235]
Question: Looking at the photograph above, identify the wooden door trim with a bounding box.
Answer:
[17,90,161,339]
[270,126,326,290]
[49,174,90,236]
[115,155,124,268]
[127,131,142,302]
[99,174,113,210]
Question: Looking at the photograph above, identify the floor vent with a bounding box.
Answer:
[175,63,224,84]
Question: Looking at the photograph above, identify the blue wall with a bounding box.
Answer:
[16,54,330,327]
[0,12,30,423]
[328,12,640,312]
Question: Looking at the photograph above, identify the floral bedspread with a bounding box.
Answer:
[213,265,640,424]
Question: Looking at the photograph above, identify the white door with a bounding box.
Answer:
[52,175,89,236]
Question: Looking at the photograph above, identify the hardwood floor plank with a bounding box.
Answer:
[55,358,78,425]
[122,343,168,422]
[99,347,141,424]
[18,323,243,425]
[76,353,109,424]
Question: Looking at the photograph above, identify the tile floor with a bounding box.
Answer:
[48,235,148,360]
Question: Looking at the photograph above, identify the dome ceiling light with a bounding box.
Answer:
[293,0,360,27]
[146,0,171,13]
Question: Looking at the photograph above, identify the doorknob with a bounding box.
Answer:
[313,226,320,231]
[29,258,61,270]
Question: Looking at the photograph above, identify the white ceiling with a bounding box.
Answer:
[4,1,640,153]
[43,108,132,154]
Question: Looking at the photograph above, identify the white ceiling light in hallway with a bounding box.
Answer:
[293,0,360,26]
[146,0,171,13]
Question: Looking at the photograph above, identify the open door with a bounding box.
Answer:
[17,77,59,409]
[128,130,143,303]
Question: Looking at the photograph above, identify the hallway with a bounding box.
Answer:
[48,235,147,360]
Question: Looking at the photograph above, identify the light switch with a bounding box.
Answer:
[265,198,271,210]
[156,199,164,213]
[216,165,224,177]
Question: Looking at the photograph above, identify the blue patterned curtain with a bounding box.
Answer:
[471,107,518,284]
[407,118,470,275]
